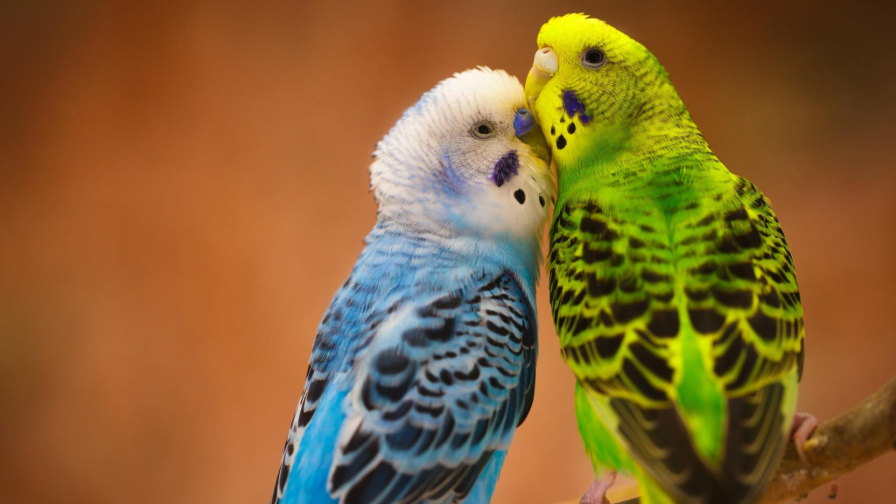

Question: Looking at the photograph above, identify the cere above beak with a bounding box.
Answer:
[514,108,535,137]
[526,46,558,110]
[515,109,551,165]
[533,46,559,74]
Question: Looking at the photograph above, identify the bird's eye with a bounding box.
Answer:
[581,48,607,69]
[470,121,496,139]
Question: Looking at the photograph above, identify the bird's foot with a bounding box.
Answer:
[828,479,839,499]
[790,413,839,498]
[580,470,617,504]
[790,411,819,462]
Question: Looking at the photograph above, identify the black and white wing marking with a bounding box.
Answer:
[328,272,537,504]
[272,284,358,504]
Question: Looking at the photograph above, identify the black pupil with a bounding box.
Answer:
[477,125,491,135]
[585,50,604,64]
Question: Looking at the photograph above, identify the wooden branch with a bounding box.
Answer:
[759,375,896,503]
[603,376,896,504]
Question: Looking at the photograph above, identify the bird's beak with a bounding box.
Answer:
[525,46,558,110]
[515,108,551,165]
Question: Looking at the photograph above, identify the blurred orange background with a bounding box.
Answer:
[1,1,894,503]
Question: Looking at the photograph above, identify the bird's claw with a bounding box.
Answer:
[790,412,819,462]
[828,479,839,499]
[580,470,617,504]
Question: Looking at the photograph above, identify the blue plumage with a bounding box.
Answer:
[283,386,347,504]
[271,68,554,504]
[275,227,538,504]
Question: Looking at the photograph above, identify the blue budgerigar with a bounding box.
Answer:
[272,68,554,504]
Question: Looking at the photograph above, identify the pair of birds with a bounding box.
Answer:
[272,14,811,504]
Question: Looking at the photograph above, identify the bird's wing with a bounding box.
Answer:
[272,280,360,504]
[325,270,537,504]
[550,176,803,503]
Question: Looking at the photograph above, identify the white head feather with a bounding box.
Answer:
[370,68,555,251]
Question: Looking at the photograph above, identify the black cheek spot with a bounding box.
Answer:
[556,135,567,150]
[567,122,576,134]
[514,189,526,204]
[538,195,545,207]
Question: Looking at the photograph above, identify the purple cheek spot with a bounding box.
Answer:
[491,150,519,187]
[563,90,590,125]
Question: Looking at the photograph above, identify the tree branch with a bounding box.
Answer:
[606,376,896,504]
[758,375,896,503]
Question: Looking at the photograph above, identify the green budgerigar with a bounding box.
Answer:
[525,14,814,504]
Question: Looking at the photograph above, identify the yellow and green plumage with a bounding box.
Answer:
[525,14,804,504]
